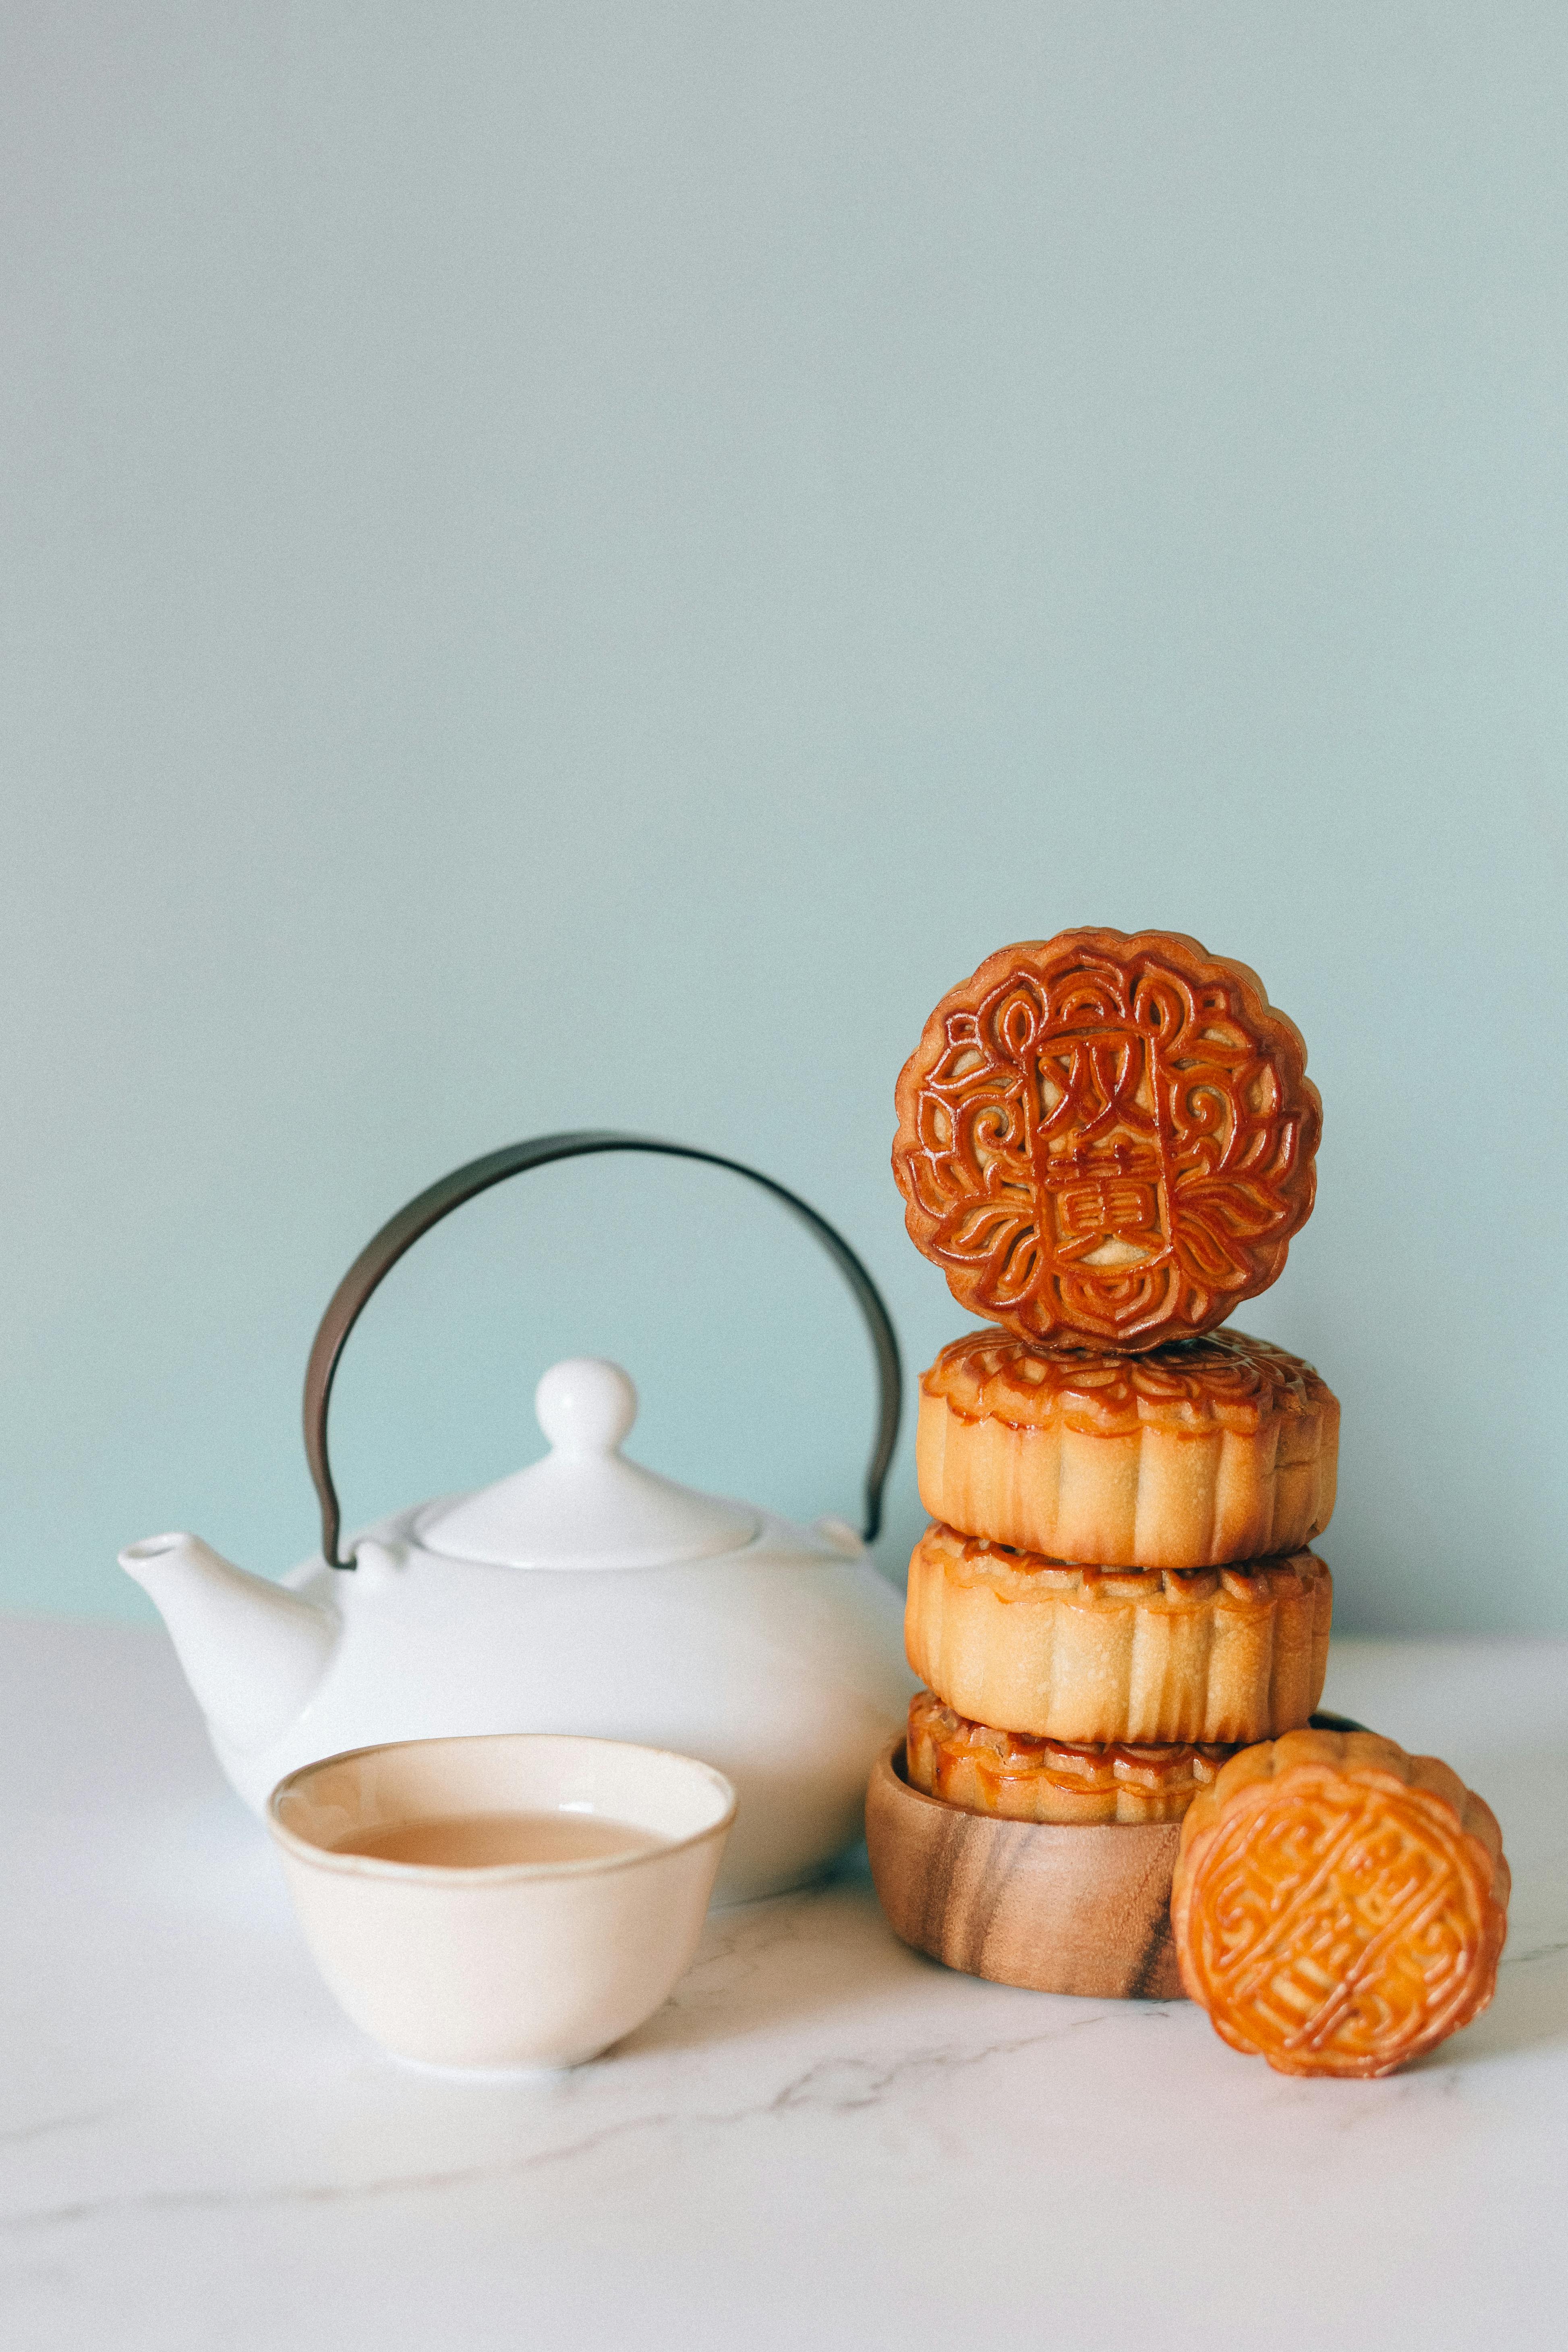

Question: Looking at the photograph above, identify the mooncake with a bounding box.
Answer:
[892,929,1320,1351]
[917,1325,1338,1569]
[905,1688,1232,1825]
[905,1524,1332,1746]
[1171,1727,1510,2077]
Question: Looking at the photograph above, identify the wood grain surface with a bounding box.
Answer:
[866,1739,1184,2000]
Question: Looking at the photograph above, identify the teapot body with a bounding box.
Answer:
[128,1137,918,1906]
[209,1507,916,1904]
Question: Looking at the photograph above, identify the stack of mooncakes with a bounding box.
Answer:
[889,928,1338,1833]
[878,926,1511,2078]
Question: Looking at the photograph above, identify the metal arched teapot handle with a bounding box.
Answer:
[302,1131,903,1569]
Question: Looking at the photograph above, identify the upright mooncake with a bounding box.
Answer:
[1170,1727,1510,2077]
[892,929,1320,1352]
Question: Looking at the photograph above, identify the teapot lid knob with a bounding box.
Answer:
[534,1358,638,1458]
[418,1352,761,1570]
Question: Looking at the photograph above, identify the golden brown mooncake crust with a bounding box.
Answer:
[905,1689,1232,1826]
[904,1523,1332,1747]
[1171,1729,1510,2079]
[891,929,1321,1351]
[917,1325,1339,1569]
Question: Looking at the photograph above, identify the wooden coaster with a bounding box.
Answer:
[865,1737,1185,2000]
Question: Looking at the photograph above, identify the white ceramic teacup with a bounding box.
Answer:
[268,1732,735,2070]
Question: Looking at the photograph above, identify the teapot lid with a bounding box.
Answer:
[414,1357,759,1571]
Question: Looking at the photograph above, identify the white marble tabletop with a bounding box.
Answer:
[2,1618,1564,2351]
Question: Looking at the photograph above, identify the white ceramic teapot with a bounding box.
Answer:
[121,1133,916,1902]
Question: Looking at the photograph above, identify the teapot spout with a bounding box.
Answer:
[120,1533,339,1755]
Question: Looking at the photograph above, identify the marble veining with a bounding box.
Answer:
[0,1622,1564,2352]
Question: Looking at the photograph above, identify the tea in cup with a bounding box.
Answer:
[268,1732,735,2069]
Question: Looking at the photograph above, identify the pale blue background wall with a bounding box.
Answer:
[4,3,1564,1632]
